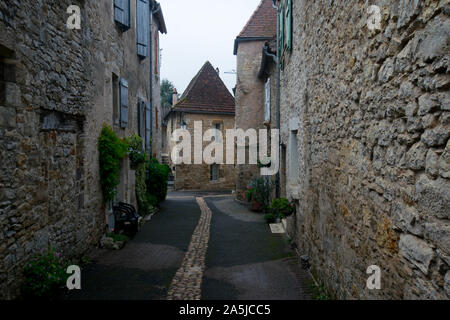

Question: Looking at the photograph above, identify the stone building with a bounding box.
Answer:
[233,0,277,197]
[0,0,166,299]
[269,0,449,299]
[165,61,236,191]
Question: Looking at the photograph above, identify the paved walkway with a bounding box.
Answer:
[65,192,312,300]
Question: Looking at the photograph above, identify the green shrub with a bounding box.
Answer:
[264,213,276,224]
[270,198,295,219]
[125,134,147,169]
[98,125,128,203]
[147,194,158,207]
[22,248,69,298]
[247,177,273,211]
[146,158,171,204]
[106,233,129,243]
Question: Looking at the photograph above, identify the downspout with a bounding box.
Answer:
[149,1,161,157]
[272,0,281,198]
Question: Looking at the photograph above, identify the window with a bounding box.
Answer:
[210,164,219,181]
[145,102,151,152]
[114,0,131,30]
[112,74,120,125]
[155,107,159,129]
[154,32,159,75]
[136,0,149,57]
[285,0,292,52]
[279,6,284,54]
[137,98,144,138]
[213,123,221,142]
[289,130,299,185]
[264,78,271,123]
[119,78,129,128]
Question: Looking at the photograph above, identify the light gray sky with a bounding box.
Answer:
[159,0,262,95]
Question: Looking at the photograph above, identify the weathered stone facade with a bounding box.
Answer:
[278,0,449,299]
[168,112,236,191]
[166,62,236,191]
[234,0,277,196]
[235,40,269,195]
[0,0,165,299]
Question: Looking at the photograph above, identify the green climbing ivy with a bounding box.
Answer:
[98,124,129,203]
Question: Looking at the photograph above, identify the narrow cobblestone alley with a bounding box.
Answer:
[65,192,311,300]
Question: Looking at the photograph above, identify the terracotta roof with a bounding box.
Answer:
[173,62,235,115]
[238,0,277,38]
[234,0,277,54]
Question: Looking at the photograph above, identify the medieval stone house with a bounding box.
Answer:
[237,0,449,299]
[233,0,277,197]
[165,61,236,191]
[0,0,166,298]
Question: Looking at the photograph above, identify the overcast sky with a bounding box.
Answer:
[159,0,262,95]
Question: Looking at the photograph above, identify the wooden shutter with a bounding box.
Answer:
[285,0,292,51]
[145,102,151,152]
[137,99,143,138]
[279,7,285,54]
[154,33,159,74]
[120,78,129,128]
[114,0,130,29]
[136,0,149,57]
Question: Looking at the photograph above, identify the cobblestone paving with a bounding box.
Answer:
[167,197,212,300]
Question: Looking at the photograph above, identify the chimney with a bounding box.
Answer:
[216,67,220,75]
[172,88,178,107]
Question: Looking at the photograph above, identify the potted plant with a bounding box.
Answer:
[269,198,296,222]
[247,177,273,213]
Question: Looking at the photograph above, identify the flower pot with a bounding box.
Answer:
[251,199,263,212]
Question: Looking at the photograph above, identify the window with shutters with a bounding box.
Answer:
[112,74,120,125]
[114,0,131,31]
[137,99,144,138]
[119,78,129,128]
[210,164,219,182]
[264,78,271,123]
[154,32,159,75]
[279,7,284,55]
[213,123,221,142]
[145,102,151,152]
[285,0,292,52]
[136,0,149,58]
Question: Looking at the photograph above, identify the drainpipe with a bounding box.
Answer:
[149,1,161,157]
[272,0,281,198]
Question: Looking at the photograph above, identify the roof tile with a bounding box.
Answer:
[174,62,235,115]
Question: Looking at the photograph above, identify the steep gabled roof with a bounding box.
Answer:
[174,62,235,115]
[234,0,277,54]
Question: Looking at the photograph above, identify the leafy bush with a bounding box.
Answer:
[147,194,158,207]
[264,213,276,224]
[270,198,295,219]
[146,158,171,204]
[125,134,147,169]
[22,248,69,298]
[247,177,273,211]
[98,125,128,203]
[106,233,129,243]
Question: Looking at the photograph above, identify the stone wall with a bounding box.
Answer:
[168,112,236,191]
[0,0,163,299]
[235,40,268,195]
[280,0,449,299]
